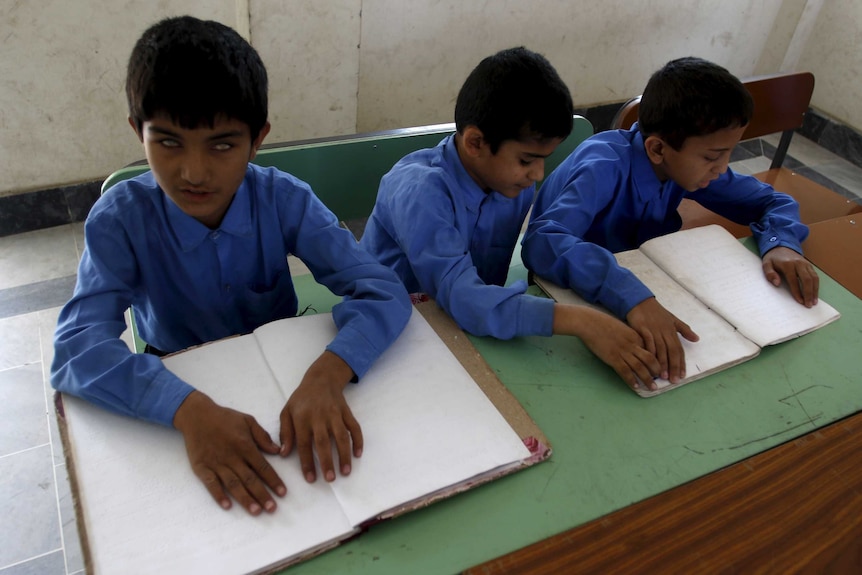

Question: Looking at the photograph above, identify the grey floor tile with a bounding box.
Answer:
[55,464,84,574]
[0,225,79,291]
[71,223,85,264]
[0,550,66,575]
[37,307,62,378]
[806,159,862,199]
[0,364,49,458]
[0,445,62,568]
[768,133,845,168]
[0,276,77,320]
[729,161,754,176]
[0,313,41,371]
[732,156,773,175]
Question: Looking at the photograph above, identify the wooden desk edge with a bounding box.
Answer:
[463,410,862,574]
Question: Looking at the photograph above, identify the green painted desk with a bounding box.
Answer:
[283,242,862,575]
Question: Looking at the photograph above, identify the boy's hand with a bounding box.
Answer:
[626,297,699,384]
[279,351,361,484]
[554,304,662,392]
[762,246,820,307]
[173,391,286,515]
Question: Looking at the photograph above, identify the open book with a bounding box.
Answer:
[535,225,840,397]
[58,303,549,575]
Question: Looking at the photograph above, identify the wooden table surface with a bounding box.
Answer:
[464,410,862,574]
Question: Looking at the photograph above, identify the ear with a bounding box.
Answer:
[643,135,667,166]
[249,121,271,161]
[128,117,144,143]
[458,125,489,158]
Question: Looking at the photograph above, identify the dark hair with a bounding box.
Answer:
[638,57,753,150]
[455,47,574,153]
[126,15,268,141]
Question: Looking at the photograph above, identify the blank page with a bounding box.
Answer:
[254,309,531,526]
[639,225,840,347]
[65,335,355,575]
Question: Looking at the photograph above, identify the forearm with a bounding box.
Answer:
[52,317,193,426]
[523,227,652,318]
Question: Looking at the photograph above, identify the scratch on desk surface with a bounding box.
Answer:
[721,417,822,451]
[778,384,833,405]
[537,461,560,501]
[683,445,704,455]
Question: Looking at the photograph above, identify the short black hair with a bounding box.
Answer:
[455,47,574,153]
[638,57,753,150]
[126,15,268,141]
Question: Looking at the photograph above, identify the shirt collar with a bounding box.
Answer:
[165,167,255,251]
[441,134,497,212]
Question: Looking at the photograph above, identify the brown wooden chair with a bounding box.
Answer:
[611,71,862,238]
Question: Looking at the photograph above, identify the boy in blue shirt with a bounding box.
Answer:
[51,16,411,516]
[360,47,662,392]
[523,57,819,387]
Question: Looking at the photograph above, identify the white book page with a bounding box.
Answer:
[254,309,531,527]
[534,250,760,396]
[639,225,840,347]
[615,250,761,395]
[65,334,354,575]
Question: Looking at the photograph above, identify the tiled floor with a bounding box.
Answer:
[1,133,861,574]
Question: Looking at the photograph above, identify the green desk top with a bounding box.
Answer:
[285,249,862,575]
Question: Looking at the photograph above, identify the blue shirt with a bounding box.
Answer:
[522,124,809,318]
[359,134,554,339]
[51,164,411,427]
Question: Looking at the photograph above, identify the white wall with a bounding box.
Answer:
[796,0,862,129]
[0,0,857,198]
[355,0,785,132]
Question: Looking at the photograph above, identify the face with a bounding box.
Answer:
[132,114,270,228]
[647,125,747,192]
[459,130,562,199]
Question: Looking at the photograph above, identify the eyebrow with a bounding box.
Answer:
[145,125,245,141]
[522,151,553,159]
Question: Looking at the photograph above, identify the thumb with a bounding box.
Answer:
[762,260,781,286]
[248,416,280,454]
[279,410,296,457]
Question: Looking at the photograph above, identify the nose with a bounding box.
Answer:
[528,159,545,183]
[713,158,729,176]
[181,149,209,186]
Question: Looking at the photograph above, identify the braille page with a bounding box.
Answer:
[534,249,761,397]
[639,225,840,347]
[254,309,531,526]
[64,334,355,575]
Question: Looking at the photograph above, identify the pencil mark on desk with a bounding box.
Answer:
[683,445,704,455]
[778,384,833,405]
[721,417,822,451]
[537,462,560,500]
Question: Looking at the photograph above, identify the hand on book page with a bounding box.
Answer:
[173,390,287,515]
[626,297,700,386]
[279,350,362,485]
[555,303,661,392]
[762,246,820,307]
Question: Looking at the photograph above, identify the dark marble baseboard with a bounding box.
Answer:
[0,180,101,238]
[800,108,862,170]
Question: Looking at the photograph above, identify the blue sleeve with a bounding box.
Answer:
[523,161,654,319]
[695,170,809,255]
[284,187,412,378]
[50,211,194,427]
[383,180,553,339]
